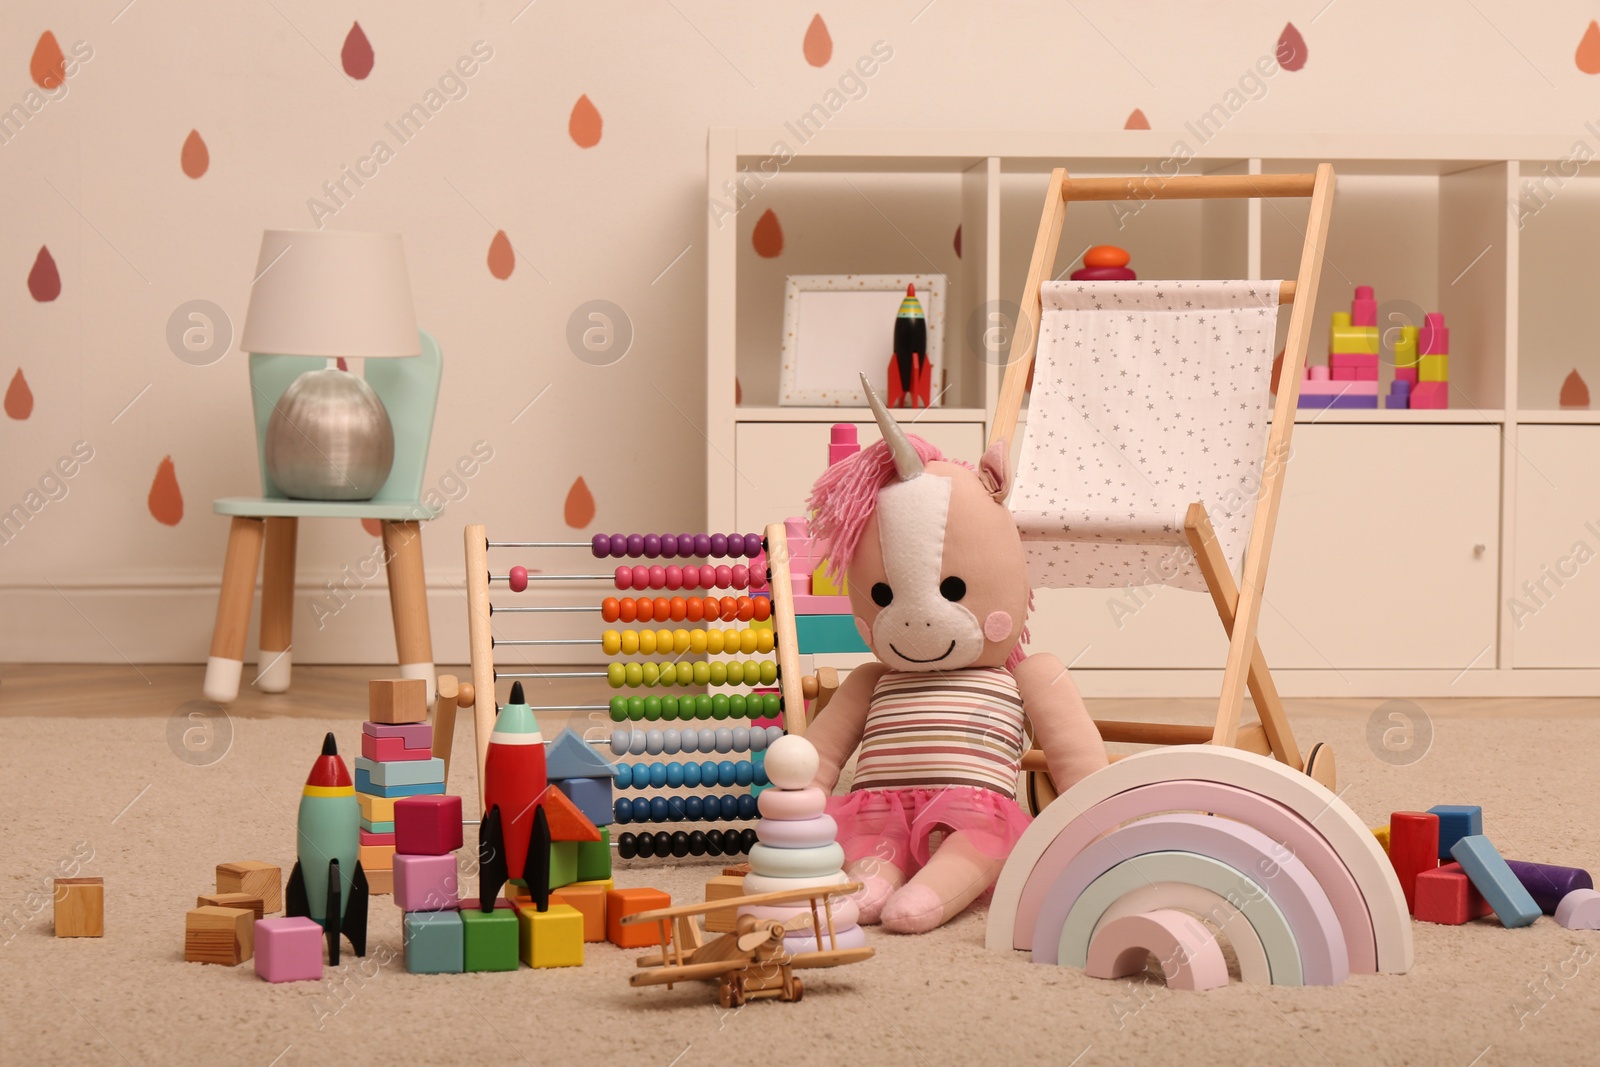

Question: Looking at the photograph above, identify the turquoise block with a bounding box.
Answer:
[460,906,519,972]
[795,614,868,654]
[1428,804,1483,860]
[404,911,464,974]
[1451,835,1540,928]
[360,818,396,833]
[355,755,445,787]
[354,771,446,798]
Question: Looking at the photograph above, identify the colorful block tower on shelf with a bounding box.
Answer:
[787,424,867,654]
[1300,285,1378,409]
[359,678,443,895]
[739,736,865,951]
[1409,313,1451,409]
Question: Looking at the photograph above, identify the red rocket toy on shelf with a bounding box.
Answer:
[887,284,933,408]
[477,682,553,913]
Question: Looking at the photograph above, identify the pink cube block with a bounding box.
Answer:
[791,594,853,614]
[361,734,434,762]
[1351,286,1377,327]
[1329,352,1378,370]
[395,795,464,857]
[1330,367,1380,382]
[1394,367,1419,386]
[1419,313,1448,355]
[1300,378,1378,396]
[1410,381,1449,409]
[394,854,459,911]
[254,917,325,982]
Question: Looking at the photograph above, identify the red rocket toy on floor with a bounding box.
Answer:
[285,733,369,965]
[477,682,553,912]
[888,284,933,408]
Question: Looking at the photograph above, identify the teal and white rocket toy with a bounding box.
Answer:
[285,732,369,964]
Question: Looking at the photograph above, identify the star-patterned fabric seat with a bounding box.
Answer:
[1010,280,1281,593]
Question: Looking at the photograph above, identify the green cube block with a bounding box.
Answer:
[576,828,611,882]
[549,841,579,890]
[460,906,519,972]
[794,613,869,654]
[403,911,463,974]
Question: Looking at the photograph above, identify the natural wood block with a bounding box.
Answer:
[703,874,746,933]
[196,893,264,921]
[216,861,282,913]
[185,906,254,965]
[368,867,394,896]
[369,678,428,724]
[53,878,103,937]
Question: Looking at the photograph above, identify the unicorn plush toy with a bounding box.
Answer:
[802,375,1108,934]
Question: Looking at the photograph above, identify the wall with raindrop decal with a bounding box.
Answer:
[1,1,1594,664]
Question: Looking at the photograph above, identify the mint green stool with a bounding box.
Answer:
[204,332,442,704]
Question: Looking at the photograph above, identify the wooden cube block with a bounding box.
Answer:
[53,878,103,937]
[368,868,393,896]
[1372,825,1391,855]
[1427,804,1483,861]
[395,794,464,856]
[1415,862,1492,925]
[1387,811,1439,914]
[196,893,264,921]
[460,904,520,972]
[358,792,399,825]
[575,828,611,883]
[516,902,584,968]
[369,678,428,724]
[703,874,746,933]
[606,887,671,948]
[403,911,463,974]
[548,841,579,890]
[550,884,607,942]
[358,843,396,872]
[254,917,324,982]
[216,861,281,914]
[185,906,254,965]
[1450,834,1541,928]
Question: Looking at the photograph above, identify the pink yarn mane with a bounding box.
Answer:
[805,435,1029,670]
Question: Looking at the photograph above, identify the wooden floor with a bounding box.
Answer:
[2,662,1595,721]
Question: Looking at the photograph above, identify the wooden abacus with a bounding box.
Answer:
[463,523,810,862]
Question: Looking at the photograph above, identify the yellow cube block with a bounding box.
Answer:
[517,902,584,968]
[1372,825,1391,855]
[1419,354,1448,382]
[1330,325,1379,355]
[358,792,398,823]
[359,843,395,871]
[570,878,614,892]
[1393,325,1419,368]
[811,563,848,598]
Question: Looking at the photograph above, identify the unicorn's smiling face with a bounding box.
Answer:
[846,458,1030,673]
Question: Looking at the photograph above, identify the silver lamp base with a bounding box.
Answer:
[265,368,395,501]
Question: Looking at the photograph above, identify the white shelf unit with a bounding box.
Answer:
[705,129,1600,697]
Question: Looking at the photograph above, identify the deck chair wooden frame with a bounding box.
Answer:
[993,166,1337,796]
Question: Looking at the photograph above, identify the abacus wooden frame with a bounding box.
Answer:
[990,166,1338,799]
[461,522,809,809]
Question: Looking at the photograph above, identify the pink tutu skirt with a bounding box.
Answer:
[827,785,1034,869]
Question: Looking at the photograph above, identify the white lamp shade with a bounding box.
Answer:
[241,229,420,357]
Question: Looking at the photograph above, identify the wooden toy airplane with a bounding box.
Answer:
[623,882,873,1007]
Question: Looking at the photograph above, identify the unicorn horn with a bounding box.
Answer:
[860,372,923,481]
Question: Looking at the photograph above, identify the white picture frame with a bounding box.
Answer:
[779,273,946,407]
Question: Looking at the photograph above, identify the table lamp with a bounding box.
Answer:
[240,229,420,500]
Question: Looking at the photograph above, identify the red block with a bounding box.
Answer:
[1330,366,1380,381]
[359,829,395,847]
[1329,353,1378,370]
[395,794,465,856]
[1394,367,1419,385]
[1389,810,1441,914]
[1414,862,1493,925]
[361,734,434,762]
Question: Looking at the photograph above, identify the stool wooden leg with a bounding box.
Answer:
[382,520,435,702]
[204,517,265,704]
[257,517,298,693]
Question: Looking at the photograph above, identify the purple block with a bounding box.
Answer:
[1505,860,1594,915]
[362,721,433,748]
[1068,266,1137,281]
[1328,395,1379,408]
[394,854,459,912]
[254,917,325,982]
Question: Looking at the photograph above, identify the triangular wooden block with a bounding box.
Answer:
[541,786,602,843]
[545,728,616,781]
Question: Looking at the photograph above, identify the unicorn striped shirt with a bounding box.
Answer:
[849,667,1027,799]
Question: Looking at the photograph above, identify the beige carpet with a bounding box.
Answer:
[5,680,1600,1066]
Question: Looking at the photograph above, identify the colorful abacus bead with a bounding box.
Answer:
[508,566,528,593]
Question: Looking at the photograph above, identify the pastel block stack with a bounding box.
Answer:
[738,736,862,952]
[360,680,440,893]
[392,793,477,973]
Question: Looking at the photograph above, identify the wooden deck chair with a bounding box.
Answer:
[993,167,1338,809]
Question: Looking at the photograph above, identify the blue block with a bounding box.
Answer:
[546,728,617,781]
[1450,835,1540,928]
[354,770,446,798]
[794,613,869,654]
[404,911,464,973]
[1429,804,1484,860]
[556,776,614,826]
[355,755,445,787]
[360,818,396,833]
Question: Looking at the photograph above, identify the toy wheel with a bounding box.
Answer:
[1023,770,1059,815]
[1304,742,1337,792]
[789,978,804,1003]
[729,983,748,1008]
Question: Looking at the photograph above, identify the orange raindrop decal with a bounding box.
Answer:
[30,31,66,90]
[181,130,209,178]
[28,246,60,302]
[752,209,784,258]
[149,456,184,526]
[803,15,833,67]
[1276,23,1307,72]
[564,476,596,528]
[342,22,375,79]
[1124,108,1150,130]
[488,230,515,279]
[5,369,33,420]
[569,95,602,148]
